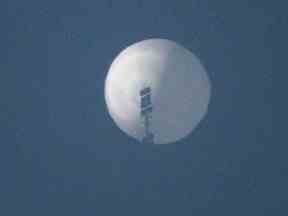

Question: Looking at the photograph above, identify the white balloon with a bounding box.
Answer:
[105,39,211,144]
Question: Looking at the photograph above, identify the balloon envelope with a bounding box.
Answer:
[105,39,211,144]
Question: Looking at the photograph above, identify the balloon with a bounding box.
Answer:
[105,39,211,144]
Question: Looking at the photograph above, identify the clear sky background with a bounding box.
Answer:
[0,0,280,215]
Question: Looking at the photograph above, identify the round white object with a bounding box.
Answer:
[105,39,211,144]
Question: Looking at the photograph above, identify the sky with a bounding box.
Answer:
[0,0,281,215]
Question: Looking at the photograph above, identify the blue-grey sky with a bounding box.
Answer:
[1,0,281,215]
